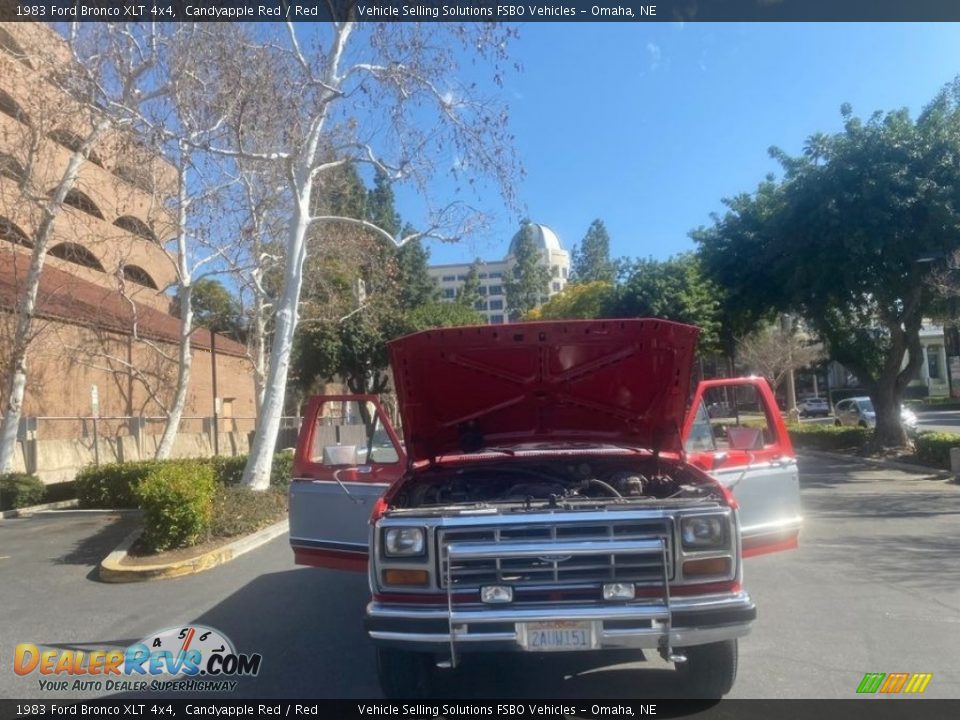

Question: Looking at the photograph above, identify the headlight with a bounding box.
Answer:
[681,516,727,549]
[383,527,426,557]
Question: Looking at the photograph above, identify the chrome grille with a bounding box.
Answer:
[437,519,673,588]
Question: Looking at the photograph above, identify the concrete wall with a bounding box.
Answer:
[10,431,252,484]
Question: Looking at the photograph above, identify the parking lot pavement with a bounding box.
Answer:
[2,455,959,700]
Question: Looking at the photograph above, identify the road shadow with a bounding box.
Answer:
[815,532,960,590]
[50,511,141,574]
[804,489,960,519]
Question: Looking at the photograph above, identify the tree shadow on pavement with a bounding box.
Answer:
[51,511,140,569]
[804,489,960,519]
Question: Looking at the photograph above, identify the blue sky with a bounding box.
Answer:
[402,22,960,267]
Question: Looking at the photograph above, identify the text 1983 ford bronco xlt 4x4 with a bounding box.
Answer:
[289,319,801,698]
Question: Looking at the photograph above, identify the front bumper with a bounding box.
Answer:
[365,591,756,654]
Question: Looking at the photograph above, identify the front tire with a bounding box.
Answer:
[676,640,738,698]
[834,418,842,427]
[376,647,434,699]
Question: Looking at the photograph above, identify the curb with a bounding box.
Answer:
[0,498,79,520]
[800,449,956,479]
[99,518,289,583]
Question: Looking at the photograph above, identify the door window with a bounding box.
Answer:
[310,400,401,467]
[700,384,776,451]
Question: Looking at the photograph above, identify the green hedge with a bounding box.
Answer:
[77,453,293,508]
[0,473,45,511]
[786,423,872,450]
[135,463,216,553]
[914,432,960,470]
[76,460,165,509]
[270,450,294,487]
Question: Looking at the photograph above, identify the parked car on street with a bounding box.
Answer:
[833,396,918,431]
[798,397,830,418]
[289,319,802,699]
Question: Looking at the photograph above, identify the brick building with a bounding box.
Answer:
[0,23,256,481]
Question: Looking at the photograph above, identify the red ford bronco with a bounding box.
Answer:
[289,319,801,698]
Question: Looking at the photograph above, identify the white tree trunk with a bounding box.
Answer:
[251,286,267,425]
[0,120,110,474]
[155,155,193,459]
[242,185,313,489]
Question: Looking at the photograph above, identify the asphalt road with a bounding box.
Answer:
[914,408,960,434]
[800,407,960,434]
[2,454,959,701]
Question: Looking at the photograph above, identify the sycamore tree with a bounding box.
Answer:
[571,219,615,283]
[696,80,960,447]
[0,24,173,473]
[184,21,519,488]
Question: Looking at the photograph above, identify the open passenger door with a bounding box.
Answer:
[682,378,802,557]
[289,395,406,570]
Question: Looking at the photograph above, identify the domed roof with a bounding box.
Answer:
[507,223,563,258]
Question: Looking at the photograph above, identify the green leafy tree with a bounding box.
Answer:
[396,232,438,309]
[505,221,551,321]
[406,302,484,331]
[608,253,722,353]
[293,163,467,397]
[571,219,615,283]
[171,279,243,338]
[366,168,401,239]
[456,260,483,309]
[695,80,960,447]
[526,281,615,320]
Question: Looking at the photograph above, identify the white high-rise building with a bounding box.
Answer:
[427,223,570,324]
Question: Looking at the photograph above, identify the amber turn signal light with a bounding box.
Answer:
[683,557,732,577]
[382,569,430,586]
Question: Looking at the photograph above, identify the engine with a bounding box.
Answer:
[389,457,722,510]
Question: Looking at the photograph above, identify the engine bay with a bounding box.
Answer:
[388,456,725,512]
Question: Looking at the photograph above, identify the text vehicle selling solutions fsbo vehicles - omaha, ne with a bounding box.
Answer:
[288,319,802,698]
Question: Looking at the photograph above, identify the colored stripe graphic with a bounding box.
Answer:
[856,673,885,694]
[880,672,909,693]
[857,672,932,694]
[903,673,933,694]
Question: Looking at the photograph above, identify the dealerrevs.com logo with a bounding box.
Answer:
[14,625,262,693]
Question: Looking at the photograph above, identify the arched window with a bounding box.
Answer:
[0,27,33,68]
[48,129,104,168]
[0,216,33,249]
[122,265,158,290]
[113,164,154,194]
[0,153,26,183]
[62,188,105,220]
[113,216,159,244]
[48,243,105,271]
[0,89,29,126]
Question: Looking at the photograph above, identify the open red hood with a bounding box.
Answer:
[388,318,699,463]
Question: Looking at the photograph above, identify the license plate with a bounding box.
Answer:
[517,621,598,652]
